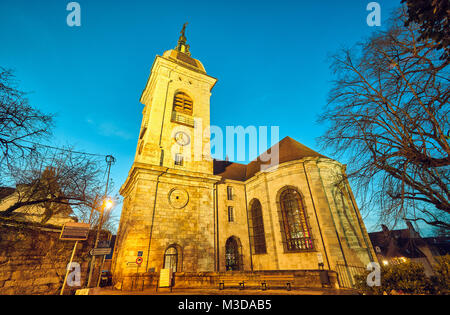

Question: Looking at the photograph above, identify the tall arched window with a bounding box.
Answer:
[163,246,178,272]
[279,188,313,251]
[250,200,267,254]
[173,92,193,115]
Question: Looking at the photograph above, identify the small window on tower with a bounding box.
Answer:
[174,153,184,166]
[227,186,233,201]
[228,206,234,223]
[173,92,193,115]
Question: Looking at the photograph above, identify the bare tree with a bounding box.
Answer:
[0,67,117,227]
[0,146,106,225]
[0,67,53,170]
[318,8,449,230]
[402,0,450,61]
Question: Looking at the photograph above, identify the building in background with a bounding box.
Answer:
[369,222,446,276]
[0,168,76,227]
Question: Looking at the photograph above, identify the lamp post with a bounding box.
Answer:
[86,198,113,288]
[86,155,115,288]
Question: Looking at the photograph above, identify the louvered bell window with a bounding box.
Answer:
[173,92,193,115]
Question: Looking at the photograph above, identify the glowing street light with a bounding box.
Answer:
[103,198,113,210]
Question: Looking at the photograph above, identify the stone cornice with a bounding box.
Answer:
[120,162,221,196]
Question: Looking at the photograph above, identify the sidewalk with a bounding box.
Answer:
[89,287,358,295]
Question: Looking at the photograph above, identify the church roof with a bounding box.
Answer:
[213,160,248,182]
[163,49,206,73]
[213,137,329,181]
[0,187,15,200]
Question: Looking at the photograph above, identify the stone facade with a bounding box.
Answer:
[111,31,377,288]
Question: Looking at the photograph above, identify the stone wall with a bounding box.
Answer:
[0,219,109,295]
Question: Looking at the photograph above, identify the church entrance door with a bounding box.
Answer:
[163,246,178,272]
[225,237,241,271]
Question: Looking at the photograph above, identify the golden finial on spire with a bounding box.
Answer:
[176,22,191,56]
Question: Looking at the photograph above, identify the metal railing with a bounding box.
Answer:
[171,111,194,127]
[335,263,366,288]
[286,237,314,251]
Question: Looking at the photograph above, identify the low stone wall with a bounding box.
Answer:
[0,219,109,295]
[115,270,339,292]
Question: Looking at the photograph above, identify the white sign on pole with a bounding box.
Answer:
[159,269,173,288]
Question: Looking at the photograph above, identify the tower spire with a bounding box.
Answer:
[175,22,191,56]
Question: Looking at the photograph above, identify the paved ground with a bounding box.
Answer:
[89,287,358,295]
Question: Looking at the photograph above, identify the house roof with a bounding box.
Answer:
[213,136,329,181]
[0,187,15,200]
[369,228,427,259]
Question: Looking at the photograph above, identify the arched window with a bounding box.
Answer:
[225,237,241,271]
[163,246,178,272]
[250,200,267,254]
[173,92,193,115]
[279,188,313,251]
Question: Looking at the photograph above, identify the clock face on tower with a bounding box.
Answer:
[168,188,189,209]
[174,131,191,147]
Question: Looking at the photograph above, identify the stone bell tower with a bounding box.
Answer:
[112,24,220,284]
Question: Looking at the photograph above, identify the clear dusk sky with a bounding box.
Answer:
[0,0,407,233]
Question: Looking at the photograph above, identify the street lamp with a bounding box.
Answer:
[104,199,113,211]
[87,197,114,288]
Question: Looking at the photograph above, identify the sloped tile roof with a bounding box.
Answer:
[213,136,329,181]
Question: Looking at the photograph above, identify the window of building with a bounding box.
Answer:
[163,246,178,273]
[173,92,193,115]
[227,186,233,200]
[279,188,313,251]
[174,153,184,166]
[228,206,234,223]
[139,127,147,140]
[225,237,241,271]
[250,200,267,254]
[160,150,165,166]
[138,141,144,155]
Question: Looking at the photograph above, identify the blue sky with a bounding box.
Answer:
[0,0,407,233]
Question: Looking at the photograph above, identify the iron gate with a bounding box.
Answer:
[335,263,366,288]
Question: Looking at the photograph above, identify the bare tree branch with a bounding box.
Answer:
[318,8,450,231]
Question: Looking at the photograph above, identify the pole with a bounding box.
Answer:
[60,241,79,295]
[87,155,115,288]
[96,232,112,287]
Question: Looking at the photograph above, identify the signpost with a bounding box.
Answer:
[59,222,91,295]
[60,222,90,241]
[90,248,112,256]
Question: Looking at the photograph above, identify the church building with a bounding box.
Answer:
[111,26,377,289]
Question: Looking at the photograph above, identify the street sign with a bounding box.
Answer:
[90,248,112,256]
[98,240,111,248]
[60,223,90,241]
[136,257,143,265]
